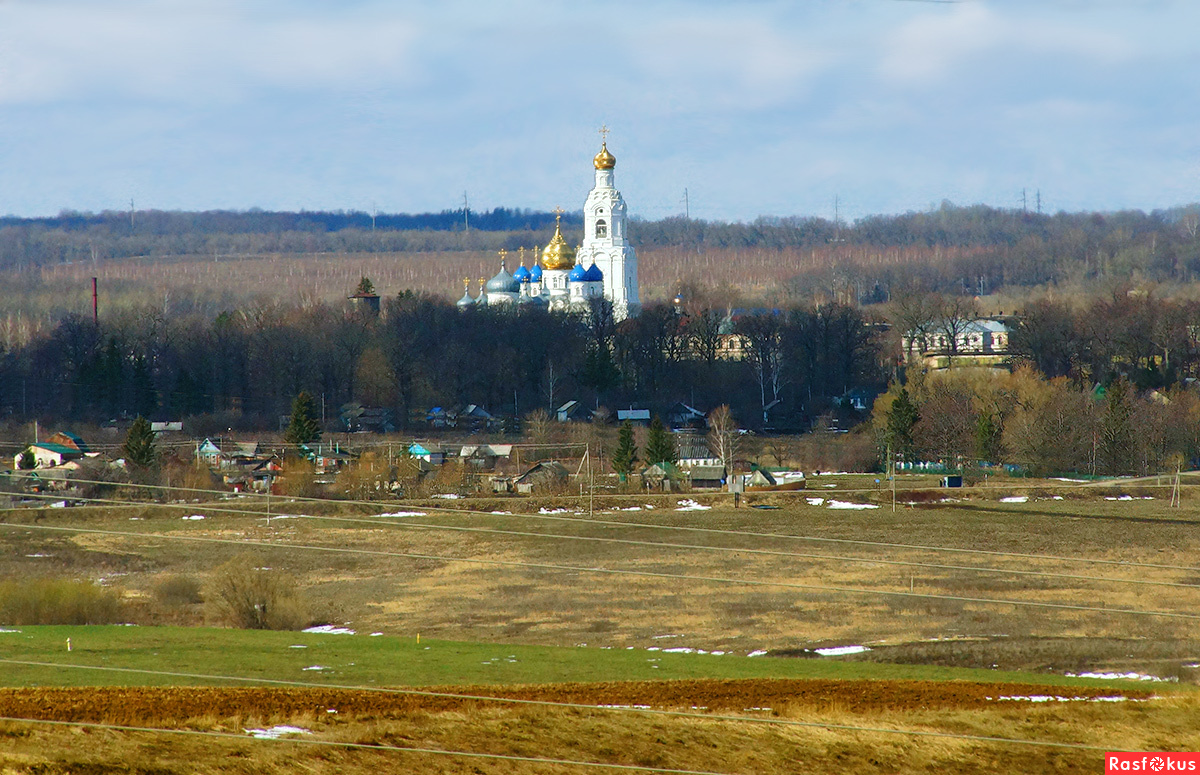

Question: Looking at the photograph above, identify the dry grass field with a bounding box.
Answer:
[4,477,1200,675]
[3,478,1200,772]
[0,680,1187,774]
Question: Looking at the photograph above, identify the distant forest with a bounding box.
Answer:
[3,203,1200,299]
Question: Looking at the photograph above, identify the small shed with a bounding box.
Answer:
[17,442,85,470]
[688,464,726,490]
[514,461,570,494]
[747,469,777,488]
[940,475,963,488]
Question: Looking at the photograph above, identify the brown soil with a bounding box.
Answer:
[0,678,1154,724]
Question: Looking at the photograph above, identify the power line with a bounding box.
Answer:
[9,480,1200,575]
[5,521,1198,621]
[0,660,1111,752]
[9,486,1198,593]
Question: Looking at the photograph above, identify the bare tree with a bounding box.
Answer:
[707,404,740,487]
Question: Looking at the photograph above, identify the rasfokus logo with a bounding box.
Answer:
[1107,753,1200,772]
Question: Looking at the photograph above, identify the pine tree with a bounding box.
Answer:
[354,276,376,296]
[284,391,322,447]
[123,416,157,468]
[885,387,919,461]
[644,415,677,465]
[611,420,639,482]
[18,448,36,470]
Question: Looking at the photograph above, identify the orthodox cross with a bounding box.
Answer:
[599,125,609,144]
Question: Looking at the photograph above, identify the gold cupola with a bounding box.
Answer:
[593,142,616,170]
[540,211,576,270]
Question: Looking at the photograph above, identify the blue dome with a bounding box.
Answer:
[486,265,519,294]
[512,264,531,283]
[568,264,588,282]
[585,263,603,282]
[529,264,543,282]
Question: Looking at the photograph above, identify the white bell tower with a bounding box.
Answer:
[579,127,640,320]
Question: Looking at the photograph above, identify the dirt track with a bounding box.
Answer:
[0,679,1155,724]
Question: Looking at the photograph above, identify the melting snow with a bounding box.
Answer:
[1066,671,1175,682]
[539,507,572,514]
[370,632,383,637]
[806,497,825,506]
[245,725,311,739]
[490,510,512,515]
[827,501,879,510]
[1000,496,1028,503]
[676,499,711,511]
[598,704,652,709]
[302,665,327,671]
[989,695,1139,703]
[0,628,20,633]
[288,645,307,649]
[432,493,461,499]
[182,515,205,520]
[303,625,355,635]
[814,645,871,656]
[1105,496,1155,501]
[376,511,426,517]
[747,650,768,657]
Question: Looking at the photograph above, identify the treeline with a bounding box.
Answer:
[876,368,1200,477]
[0,294,883,433]
[4,203,1200,301]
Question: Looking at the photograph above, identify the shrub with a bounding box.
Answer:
[205,554,306,630]
[153,575,204,607]
[0,578,124,625]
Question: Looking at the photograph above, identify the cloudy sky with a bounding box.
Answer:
[0,0,1197,222]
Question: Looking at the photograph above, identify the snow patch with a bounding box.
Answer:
[182,515,205,520]
[806,497,825,506]
[301,665,327,671]
[376,511,426,518]
[827,500,879,510]
[288,645,307,649]
[989,695,1140,703]
[370,632,383,637]
[490,510,512,515]
[1105,495,1154,501]
[245,725,311,739]
[539,507,572,514]
[814,645,871,656]
[1066,671,1175,682]
[747,649,768,657]
[0,628,20,633]
[303,625,355,635]
[676,499,711,511]
[1000,496,1028,503]
[432,493,461,499]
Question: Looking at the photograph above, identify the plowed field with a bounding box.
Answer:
[0,678,1154,724]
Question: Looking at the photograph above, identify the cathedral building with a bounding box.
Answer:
[457,136,640,320]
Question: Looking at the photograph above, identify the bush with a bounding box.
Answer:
[205,554,306,630]
[0,578,124,625]
[153,575,203,607]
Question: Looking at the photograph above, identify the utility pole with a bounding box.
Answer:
[463,192,470,232]
[1036,189,1042,215]
[129,198,136,229]
[682,188,689,220]
[1021,189,1027,213]
[371,202,377,231]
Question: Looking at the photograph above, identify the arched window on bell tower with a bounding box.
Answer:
[595,219,607,238]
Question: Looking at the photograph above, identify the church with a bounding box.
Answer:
[457,134,641,321]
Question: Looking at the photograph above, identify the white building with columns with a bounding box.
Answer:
[458,136,640,321]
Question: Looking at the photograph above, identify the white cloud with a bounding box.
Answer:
[0,2,420,105]
[878,3,1135,86]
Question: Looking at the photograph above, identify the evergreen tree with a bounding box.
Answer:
[974,411,1002,463]
[354,276,376,296]
[123,416,157,468]
[284,391,322,447]
[18,448,36,470]
[1098,378,1135,475]
[885,387,919,461]
[644,415,677,465]
[611,420,639,482]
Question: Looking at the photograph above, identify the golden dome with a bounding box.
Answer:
[540,213,576,270]
[593,142,616,170]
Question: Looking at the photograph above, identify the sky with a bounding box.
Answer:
[0,0,1198,223]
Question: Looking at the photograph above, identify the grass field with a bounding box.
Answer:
[3,478,1200,772]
